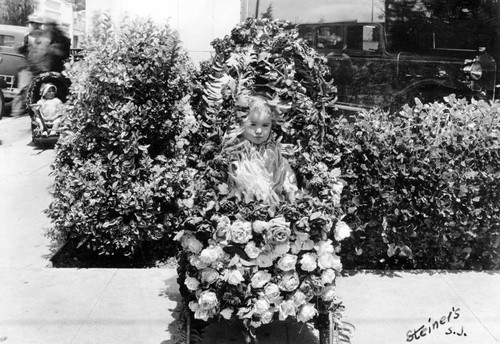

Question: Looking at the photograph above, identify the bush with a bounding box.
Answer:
[46,14,196,257]
[334,96,500,270]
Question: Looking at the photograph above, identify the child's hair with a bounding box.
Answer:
[40,83,57,98]
[238,95,277,126]
[248,96,272,116]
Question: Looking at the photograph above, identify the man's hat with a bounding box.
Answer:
[27,14,44,24]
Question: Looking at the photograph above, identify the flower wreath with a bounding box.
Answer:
[176,18,350,339]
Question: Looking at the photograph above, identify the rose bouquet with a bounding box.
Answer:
[176,203,350,328]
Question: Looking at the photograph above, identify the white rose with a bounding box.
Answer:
[278,300,296,321]
[193,309,210,321]
[261,310,274,324]
[189,255,209,269]
[318,252,342,271]
[278,271,300,292]
[277,254,297,271]
[200,268,220,284]
[299,253,317,272]
[184,276,200,291]
[322,285,336,301]
[272,242,290,257]
[334,221,351,241]
[220,308,233,320]
[321,269,337,285]
[297,303,318,323]
[244,241,262,259]
[292,290,308,307]
[198,290,219,311]
[251,270,272,289]
[188,301,199,313]
[229,220,253,244]
[267,217,291,243]
[256,251,274,268]
[253,298,270,315]
[223,269,245,285]
[200,245,224,264]
[264,283,281,304]
[181,235,203,254]
[252,220,270,233]
[314,240,335,255]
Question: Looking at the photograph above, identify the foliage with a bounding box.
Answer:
[384,0,500,52]
[176,17,351,337]
[0,0,37,26]
[66,0,85,11]
[46,14,196,257]
[261,4,274,20]
[333,96,500,270]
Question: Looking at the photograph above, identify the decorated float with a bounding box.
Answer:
[175,18,353,344]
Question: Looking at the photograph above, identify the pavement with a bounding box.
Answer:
[0,115,499,344]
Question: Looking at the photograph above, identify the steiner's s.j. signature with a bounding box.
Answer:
[406,307,466,342]
[445,326,467,336]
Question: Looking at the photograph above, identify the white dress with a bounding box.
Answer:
[227,139,298,204]
[37,97,63,122]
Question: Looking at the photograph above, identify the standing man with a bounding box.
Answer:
[11,14,44,117]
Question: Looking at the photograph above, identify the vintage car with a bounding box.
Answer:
[296,21,497,111]
[0,24,28,119]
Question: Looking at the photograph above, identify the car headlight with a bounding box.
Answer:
[463,60,483,80]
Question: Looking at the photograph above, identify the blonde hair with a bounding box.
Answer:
[239,95,277,125]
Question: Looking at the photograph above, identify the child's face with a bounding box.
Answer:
[242,108,272,145]
[44,87,56,99]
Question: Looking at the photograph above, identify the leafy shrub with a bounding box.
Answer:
[333,96,500,270]
[46,14,196,257]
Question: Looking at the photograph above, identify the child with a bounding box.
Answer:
[36,83,63,136]
[224,96,298,204]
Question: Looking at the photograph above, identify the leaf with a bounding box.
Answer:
[398,244,412,258]
[387,244,396,257]
[204,201,216,212]
[218,183,230,195]
[329,168,341,178]
[310,212,322,221]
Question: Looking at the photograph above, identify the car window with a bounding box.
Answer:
[362,25,379,51]
[345,25,380,52]
[0,34,16,48]
[316,25,343,49]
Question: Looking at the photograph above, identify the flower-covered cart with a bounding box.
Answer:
[175,18,353,344]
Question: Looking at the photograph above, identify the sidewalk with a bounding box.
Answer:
[1,116,499,344]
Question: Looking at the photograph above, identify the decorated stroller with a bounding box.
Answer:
[175,18,354,344]
[26,71,70,148]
